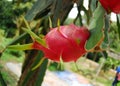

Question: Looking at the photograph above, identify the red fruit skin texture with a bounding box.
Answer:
[99,0,120,14]
[33,24,90,62]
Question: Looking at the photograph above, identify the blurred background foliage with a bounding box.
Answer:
[0,0,33,37]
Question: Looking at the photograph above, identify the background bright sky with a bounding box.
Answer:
[68,0,117,22]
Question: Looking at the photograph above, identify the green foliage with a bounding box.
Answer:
[86,3,105,50]
[0,65,18,86]
[102,57,120,72]
[0,0,14,28]
[95,75,112,86]
[0,0,33,37]
[48,62,64,71]
[0,71,7,86]
[0,37,24,86]
[0,35,24,62]
[117,14,120,39]
[13,1,33,16]
[109,22,120,52]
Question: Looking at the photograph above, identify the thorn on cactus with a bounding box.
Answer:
[32,57,46,70]
[57,18,60,30]
[59,57,64,70]
[49,17,52,28]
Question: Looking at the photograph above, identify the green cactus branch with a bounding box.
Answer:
[86,3,105,51]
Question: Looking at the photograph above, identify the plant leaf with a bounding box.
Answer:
[90,0,97,12]
[0,71,7,86]
[117,14,120,39]
[86,3,105,50]
[102,15,110,49]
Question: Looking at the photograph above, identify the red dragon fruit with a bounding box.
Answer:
[33,24,90,62]
[99,0,120,14]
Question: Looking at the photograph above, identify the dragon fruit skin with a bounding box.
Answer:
[33,24,90,62]
[99,0,120,14]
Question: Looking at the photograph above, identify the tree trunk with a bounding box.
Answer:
[17,0,74,86]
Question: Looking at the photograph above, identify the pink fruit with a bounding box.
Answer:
[33,24,90,62]
[99,0,120,14]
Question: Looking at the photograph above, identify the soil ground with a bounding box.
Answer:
[5,58,116,86]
